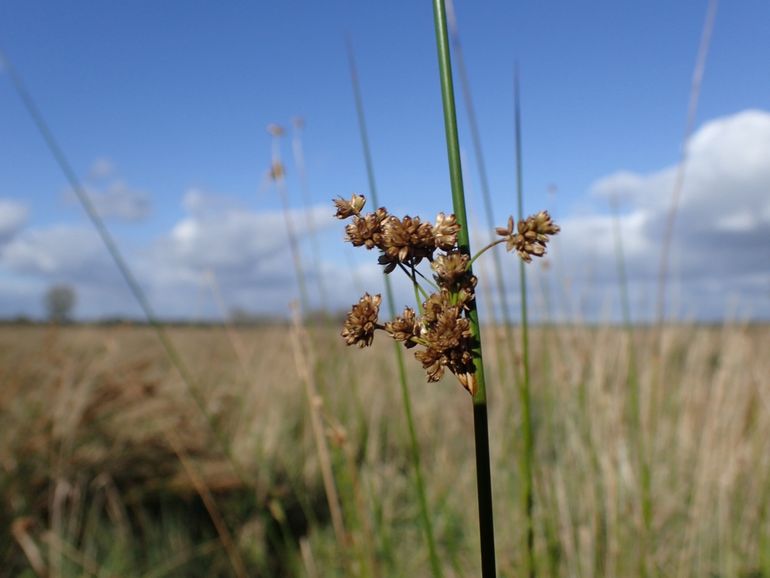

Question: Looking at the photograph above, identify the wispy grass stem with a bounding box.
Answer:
[514,65,536,578]
[0,49,248,484]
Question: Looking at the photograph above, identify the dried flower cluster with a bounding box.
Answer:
[335,194,559,395]
[495,211,560,262]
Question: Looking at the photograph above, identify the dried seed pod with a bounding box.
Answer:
[333,194,366,219]
[341,293,382,348]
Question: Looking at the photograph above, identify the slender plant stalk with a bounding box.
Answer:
[4,48,262,576]
[166,430,248,578]
[655,0,718,326]
[610,195,651,577]
[431,2,496,575]
[0,49,250,484]
[446,0,521,389]
[346,37,444,578]
[513,66,537,578]
[288,305,348,547]
[270,130,312,315]
[291,117,331,314]
[269,132,348,549]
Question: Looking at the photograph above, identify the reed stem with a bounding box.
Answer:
[431,2,496,575]
[346,38,444,578]
[446,0,521,389]
[514,66,536,578]
[291,117,331,314]
[611,196,650,577]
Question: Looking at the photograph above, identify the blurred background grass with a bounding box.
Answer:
[1,321,767,576]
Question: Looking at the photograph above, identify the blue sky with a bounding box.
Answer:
[1,1,769,321]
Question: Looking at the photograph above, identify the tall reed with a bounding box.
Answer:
[655,0,718,325]
[290,117,331,314]
[431,2,496,574]
[267,126,347,548]
[445,0,520,386]
[345,38,444,578]
[513,66,536,578]
[610,195,650,577]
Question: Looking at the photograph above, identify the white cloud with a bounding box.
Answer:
[2,111,769,321]
[2,225,110,278]
[88,157,116,180]
[552,109,770,320]
[65,158,152,221]
[0,198,28,245]
[86,181,151,221]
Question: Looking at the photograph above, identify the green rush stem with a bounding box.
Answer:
[413,279,428,313]
[432,2,496,576]
[447,0,522,389]
[402,263,430,305]
[347,36,444,578]
[468,238,507,270]
[0,49,249,485]
[611,196,651,577]
[412,263,440,291]
[514,65,536,578]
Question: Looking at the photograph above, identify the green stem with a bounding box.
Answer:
[514,65,536,578]
[447,0,522,392]
[411,263,440,291]
[412,282,426,315]
[611,196,650,578]
[347,37,444,578]
[468,238,507,270]
[432,2,496,576]
[401,263,430,304]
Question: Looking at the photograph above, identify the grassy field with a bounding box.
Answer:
[1,322,768,577]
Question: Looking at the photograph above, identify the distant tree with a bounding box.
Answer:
[45,284,76,323]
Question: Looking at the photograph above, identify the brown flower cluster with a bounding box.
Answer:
[335,194,479,394]
[334,194,460,273]
[335,194,559,396]
[495,211,560,262]
[341,293,382,348]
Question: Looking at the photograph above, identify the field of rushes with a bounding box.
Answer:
[1,322,768,577]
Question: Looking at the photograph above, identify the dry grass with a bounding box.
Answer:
[1,322,768,577]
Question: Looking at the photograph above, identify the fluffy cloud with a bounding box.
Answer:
[137,190,353,316]
[546,109,770,320]
[86,181,151,221]
[0,198,28,246]
[65,159,151,221]
[2,111,768,321]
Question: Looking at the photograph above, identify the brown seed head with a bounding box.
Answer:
[456,371,478,396]
[421,289,453,326]
[333,194,366,219]
[344,208,389,250]
[381,215,436,267]
[267,123,285,137]
[414,346,447,382]
[270,162,285,181]
[433,212,461,250]
[502,210,560,262]
[384,307,420,348]
[495,215,515,238]
[431,251,474,291]
[341,293,382,348]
